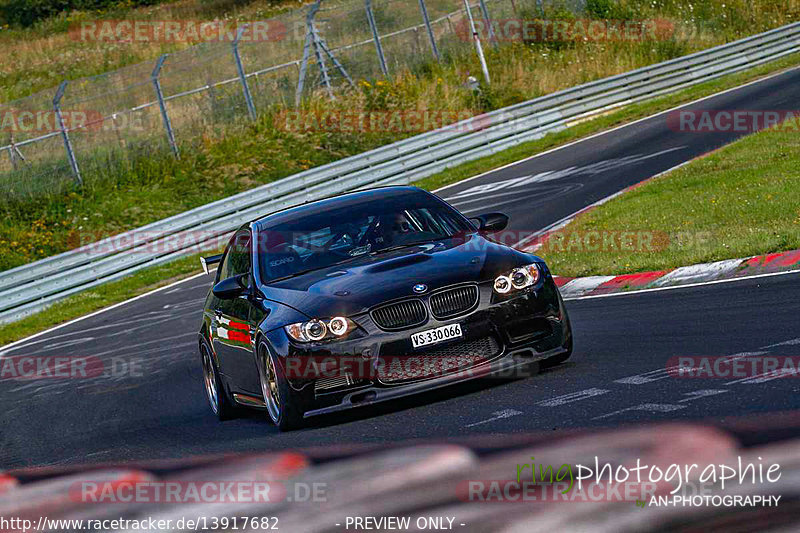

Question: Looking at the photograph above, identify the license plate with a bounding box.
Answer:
[411,323,463,348]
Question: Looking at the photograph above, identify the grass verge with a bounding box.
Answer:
[2,54,800,347]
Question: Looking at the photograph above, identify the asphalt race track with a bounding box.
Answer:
[2,66,800,470]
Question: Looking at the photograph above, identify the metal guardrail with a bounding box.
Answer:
[1,21,799,325]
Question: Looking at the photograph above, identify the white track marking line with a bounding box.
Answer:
[615,351,768,385]
[764,338,800,348]
[434,64,800,195]
[614,352,768,385]
[592,403,686,421]
[464,409,523,428]
[679,390,729,402]
[614,368,675,385]
[67,332,198,361]
[514,158,694,249]
[447,146,686,203]
[0,269,215,356]
[536,388,610,407]
[5,314,162,352]
[564,268,800,301]
[727,368,799,384]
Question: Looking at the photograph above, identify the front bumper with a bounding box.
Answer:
[302,343,568,418]
[263,275,572,418]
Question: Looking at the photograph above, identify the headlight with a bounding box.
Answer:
[285,317,356,342]
[493,275,512,294]
[493,263,541,294]
[303,319,327,341]
[328,316,349,336]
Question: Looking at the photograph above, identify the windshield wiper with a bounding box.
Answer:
[266,267,322,284]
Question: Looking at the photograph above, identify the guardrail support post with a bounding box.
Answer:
[464,0,490,84]
[53,81,82,187]
[152,55,180,159]
[477,0,498,49]
[418,0,440,61]
[365,0,389,76]
[233,25,258,121]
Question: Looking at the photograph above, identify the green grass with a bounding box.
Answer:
[2,55,800,347]
[537,118,800,278]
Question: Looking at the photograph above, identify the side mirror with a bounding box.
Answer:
[212,274,249,300]
[471,212,509,232]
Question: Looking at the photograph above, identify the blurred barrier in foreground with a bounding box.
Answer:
[2,422,798,531]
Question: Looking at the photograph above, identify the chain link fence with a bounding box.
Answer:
[0,0,587,199]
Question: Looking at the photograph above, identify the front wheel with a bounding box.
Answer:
[257,341,305,431]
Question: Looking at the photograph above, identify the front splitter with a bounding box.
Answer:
[303,346,566,418]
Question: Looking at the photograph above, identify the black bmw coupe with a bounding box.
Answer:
[198,186,572,430]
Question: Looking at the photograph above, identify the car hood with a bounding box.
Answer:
[259,233,538,318]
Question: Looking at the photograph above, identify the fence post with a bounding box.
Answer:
[6,134,18,171]
[233,25,258,120]
[53,81,82,187]
[477,0,498,49]
[313,27,354,89]
[417,0,440,61]
[365,0,389,76]
[296,20,313,105]
[463,0,490,84]
[151,55,180,159]
[296,0,329,104]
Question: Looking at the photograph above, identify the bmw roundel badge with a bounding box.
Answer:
[413,284,428,294]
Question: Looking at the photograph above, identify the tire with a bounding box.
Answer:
[200,337,238,421]
[257,340,305,431]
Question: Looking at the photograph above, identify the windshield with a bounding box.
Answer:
[256,196,471,283]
